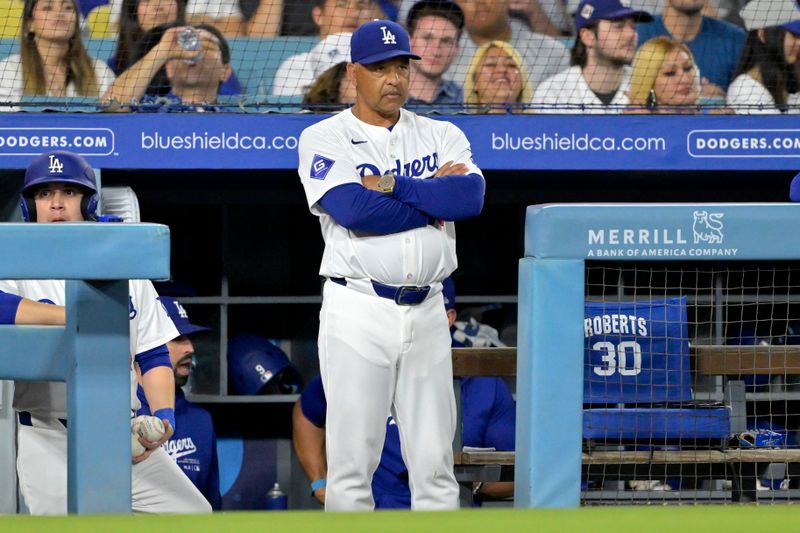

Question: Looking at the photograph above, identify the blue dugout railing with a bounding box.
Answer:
[516,203,800,508]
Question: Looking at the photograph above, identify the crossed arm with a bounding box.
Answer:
[319,161,485,235]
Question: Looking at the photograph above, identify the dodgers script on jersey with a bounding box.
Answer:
[584,296,691,403]
[298,108,482,286]
[0,278,178,418]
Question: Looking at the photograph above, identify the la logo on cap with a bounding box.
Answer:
[581,3,594,18]
[380,26,396,45]
[48,155,63,174]
[172,300,189,319]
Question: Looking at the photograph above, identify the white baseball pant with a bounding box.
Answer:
[16,416,212,514]
[319,279,459,511]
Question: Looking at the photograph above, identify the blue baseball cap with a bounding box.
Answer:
[783,20,800,35]
[350,19,421,65]
[575,0,652,32]
[160,296,210,337]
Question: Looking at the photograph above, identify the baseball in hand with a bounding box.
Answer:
[135,415,166,442]
[131,432,146,457]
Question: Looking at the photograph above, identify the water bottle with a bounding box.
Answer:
[266,482,288,510]
[176,27,204,65]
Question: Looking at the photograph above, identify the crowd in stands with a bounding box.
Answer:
[0,0,798,113]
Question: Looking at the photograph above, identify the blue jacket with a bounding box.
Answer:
[137,387,221,509]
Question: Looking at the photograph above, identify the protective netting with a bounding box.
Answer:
[582,262,800,505]
[1,0,798,113]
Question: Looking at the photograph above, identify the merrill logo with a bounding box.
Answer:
[692,210,724,244]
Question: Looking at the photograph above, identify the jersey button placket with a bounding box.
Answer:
[403,232,416,285]
[388,132,397,160]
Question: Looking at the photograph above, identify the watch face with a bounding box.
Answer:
[379,174,394,192]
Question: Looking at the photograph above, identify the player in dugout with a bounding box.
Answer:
[136,296,221,510]
[294,278,515,508]
[0,150,210,514]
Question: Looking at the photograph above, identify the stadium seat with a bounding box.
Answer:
[86,5,116,39]
[226,37,318,95]
[0,0,22,38]
[583,297,731,443]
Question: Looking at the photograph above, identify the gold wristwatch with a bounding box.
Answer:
[377,173,396,194]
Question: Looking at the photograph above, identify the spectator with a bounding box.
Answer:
[508,0,569,36]
[108,0,241,96]
[293,278,515,508]
[271,0,377,96]
[405,0,464,110]
[103,23,229,108]
[448,0,569,93]
[157,23,233,109]
[463,40,532,113]
[399,0,569,37]
[244,0,283,37]
[636,0,745,98]
[109,0,245,36]
[628,36,699,111]
[137,296,221,510]
[532,0,652,113]
[108,0,184,75]
[727,0,800,114]
[0,0,116,107]
[302,61,356,109]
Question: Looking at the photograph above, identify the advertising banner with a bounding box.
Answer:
[0,114,796,170]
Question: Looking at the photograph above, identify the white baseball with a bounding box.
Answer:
[136,415,166,442]
[131,432,146,458]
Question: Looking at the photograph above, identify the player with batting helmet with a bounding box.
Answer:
[1,150,211,515]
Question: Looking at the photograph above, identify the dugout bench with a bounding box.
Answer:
[452,345,800,505]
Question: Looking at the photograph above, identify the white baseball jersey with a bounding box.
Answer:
[726,74,800,115]
[298,108,483,287]
[533,65,631,114]
[0,278,178,418]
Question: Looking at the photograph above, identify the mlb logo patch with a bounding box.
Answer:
[310,154,334,180]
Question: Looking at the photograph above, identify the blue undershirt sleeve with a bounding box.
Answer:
[392,173,485,221]
[318,183,429,234]
[135,344,172,375]
[0,291,23,325]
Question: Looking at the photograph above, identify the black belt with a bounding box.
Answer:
[18,411,67,428]
[330,278,431,306]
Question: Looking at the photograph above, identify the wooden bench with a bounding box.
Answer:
[452,346,800,502]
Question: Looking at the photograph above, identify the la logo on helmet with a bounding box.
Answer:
[48,155,64,174]
[380,26,396,45]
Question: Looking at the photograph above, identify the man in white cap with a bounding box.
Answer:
[271,0,380,96]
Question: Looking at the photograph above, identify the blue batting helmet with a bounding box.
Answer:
[20,150,98,222]
[228,333,302,395]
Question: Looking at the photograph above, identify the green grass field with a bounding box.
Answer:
[2,506,798,533]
